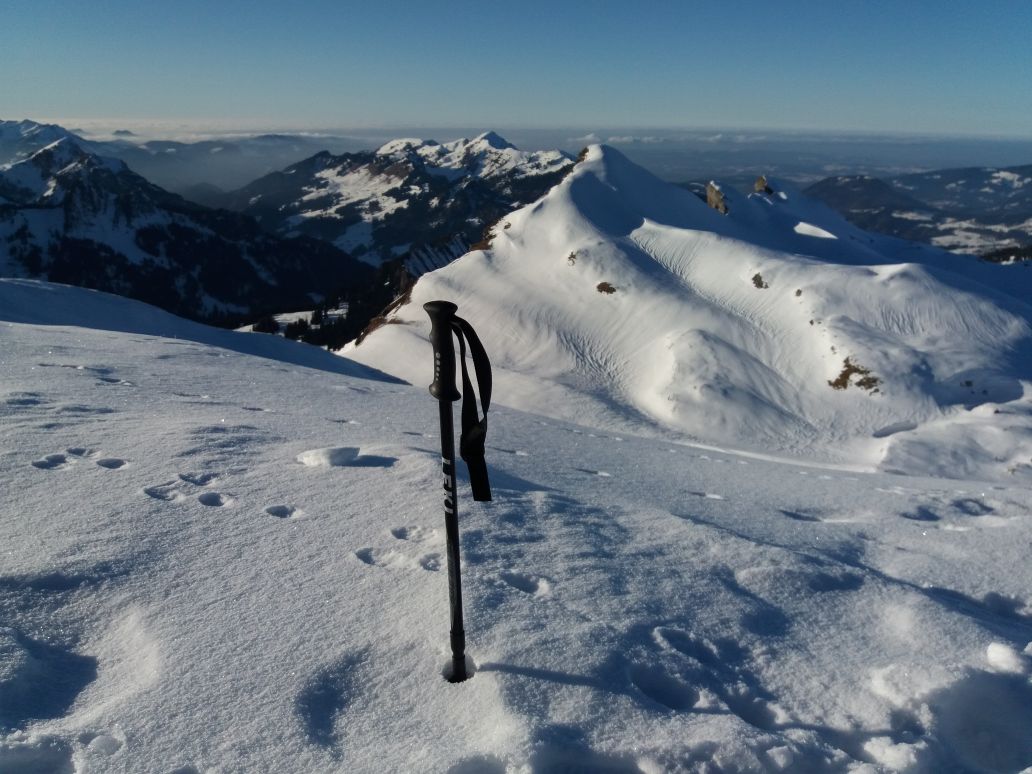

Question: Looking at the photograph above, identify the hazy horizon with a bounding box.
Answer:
[4,0,1030,136]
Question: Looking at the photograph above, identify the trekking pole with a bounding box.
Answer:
[424,300,493,684]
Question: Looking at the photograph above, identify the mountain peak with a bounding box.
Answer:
[472,131,515,150]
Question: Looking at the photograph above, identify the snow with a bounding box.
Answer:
[891,211,934,222]
[2,278,1032,772]
[989,170,1030,189]
[297,166,411,221]
[792,221,837,239]
[348,145,1032,482]
[374,133,571,182]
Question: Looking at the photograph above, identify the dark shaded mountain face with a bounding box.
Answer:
[805,166,1032,257]
[214,134,575,276]
[0,139,374,324]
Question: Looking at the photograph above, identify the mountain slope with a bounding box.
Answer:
[348,145,1032,479]
[2,279,1032,772]
[0,139,374,322]
[0,119,81,166]
[221,132,574,272]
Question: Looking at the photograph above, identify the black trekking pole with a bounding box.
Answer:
[424,300,492,684]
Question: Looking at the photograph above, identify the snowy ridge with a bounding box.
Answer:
[349,145,1032,480]
[229,132,574,266]
[375,132,570,181]
[2,279,1032,772]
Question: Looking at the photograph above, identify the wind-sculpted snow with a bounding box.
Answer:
[350,144,1032,481]
[2,288,1032,771]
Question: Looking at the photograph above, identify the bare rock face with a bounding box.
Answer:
[754,175,774,195]
[706,181,728,214]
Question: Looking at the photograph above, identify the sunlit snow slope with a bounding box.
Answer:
[349,145,1032,480]
[3,280,1032,773]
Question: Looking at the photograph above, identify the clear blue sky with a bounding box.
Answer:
[2,0,1029,136]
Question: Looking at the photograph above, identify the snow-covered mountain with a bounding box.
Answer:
[349,145,1032,481]
[806,165,1032,256]
[1,119,369,194]
[215,132,574,273]
[0,139,374,322]
[3,277,1032,772]
[0,120,82,166]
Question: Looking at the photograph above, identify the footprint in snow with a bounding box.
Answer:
[5,393,48,407]
[266,505,302,519]
[178,471,218,486]
[650,626,778,728]
[498,571,552,597]
[354,547,439,572]
[628,663,699,712]
[197,492,233,508]
[31,453,70,470]
[390,525,441,544]
[143,482,183,502]
[96,458,128,470]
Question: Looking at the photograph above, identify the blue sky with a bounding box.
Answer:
[2,0,1030,136]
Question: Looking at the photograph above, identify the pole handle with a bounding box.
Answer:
[424,301,461,402]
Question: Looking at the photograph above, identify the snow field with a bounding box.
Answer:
[2,281,1032,772]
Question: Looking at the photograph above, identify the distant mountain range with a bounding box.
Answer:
[0,118,363,192]
[195,132,574,274]
[0,137,373,323]
[805,166,1032,258]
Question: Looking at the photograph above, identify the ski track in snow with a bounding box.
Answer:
[3,283,1032,772]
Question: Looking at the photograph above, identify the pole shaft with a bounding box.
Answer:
[439,399,468,682]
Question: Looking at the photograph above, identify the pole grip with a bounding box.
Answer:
[424,301,461,402]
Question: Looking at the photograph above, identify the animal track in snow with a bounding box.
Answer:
[390,525,441,544]
[354,547,439,572]
[498,571,552,597]
[651,626,779,729]
[629,663,699,711]
[66,447,93,457]
[143,470,220,502]
[96,458,127,470]
[266,505,302,519]
[295,651,367,752]
[31,453,70,470]
[4,392,49,407]
[419,554,442,572]
[179,471,218,486]
[197,492,232,508]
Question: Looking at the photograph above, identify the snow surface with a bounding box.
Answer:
[3,279,1032,773]
[348,145,1032,482]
